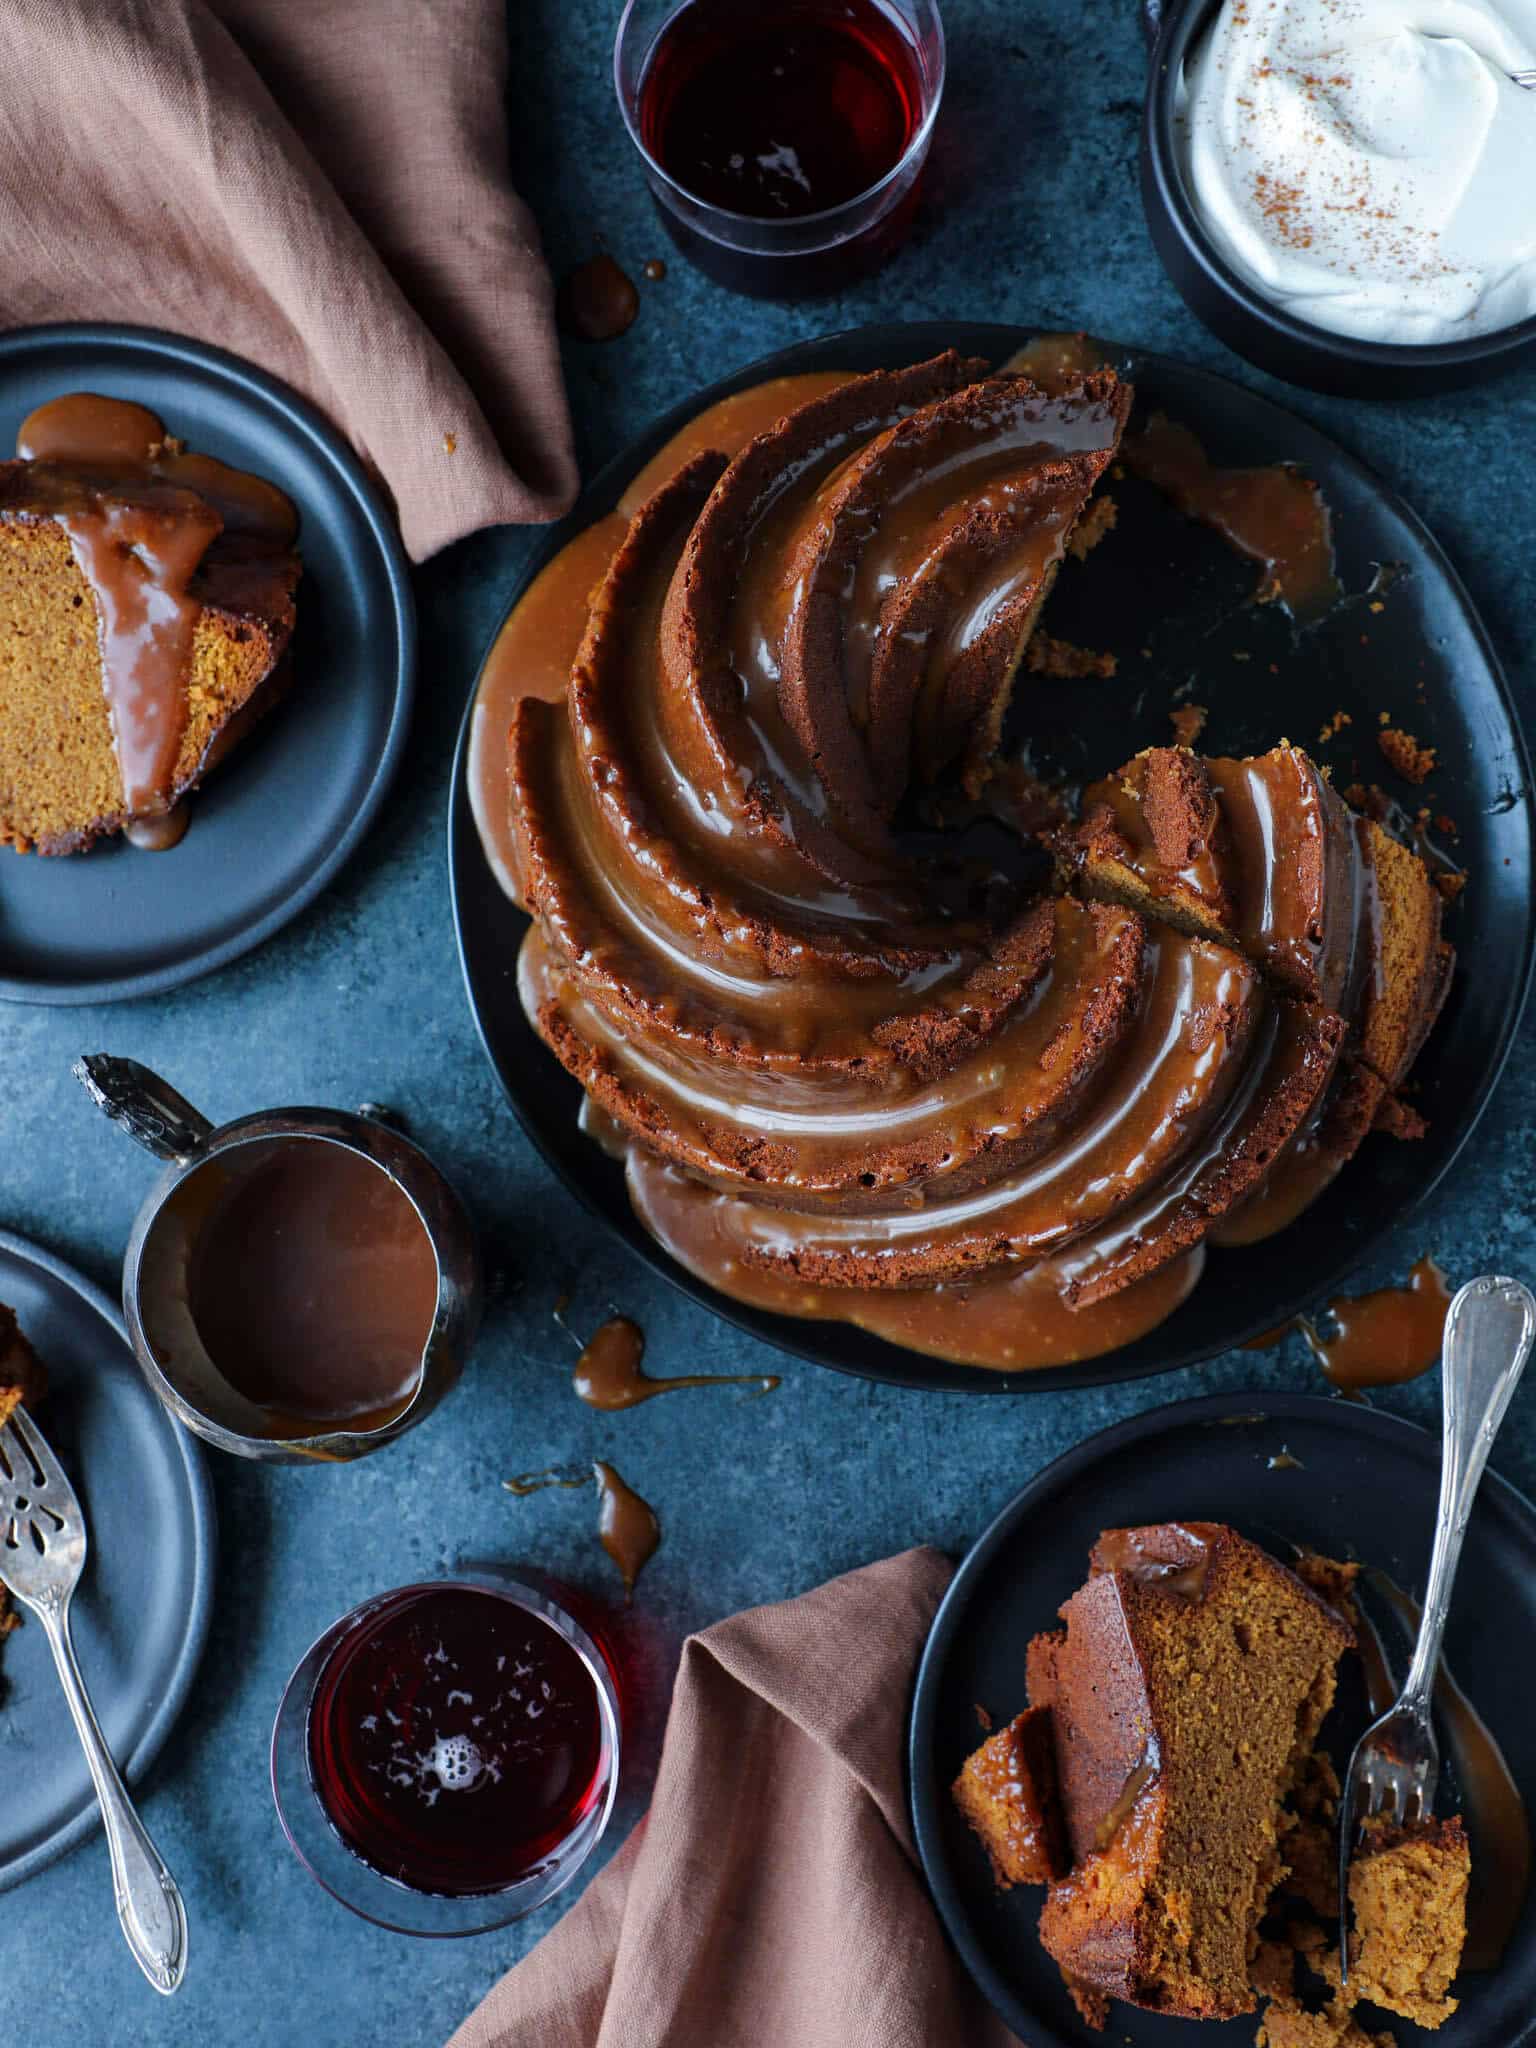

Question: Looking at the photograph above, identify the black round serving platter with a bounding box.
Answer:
[449,319,1534,1394]
[908,1392,1536,2048]
[0,324,414,1004]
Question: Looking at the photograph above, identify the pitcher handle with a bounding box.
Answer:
[73,1056,213,1166]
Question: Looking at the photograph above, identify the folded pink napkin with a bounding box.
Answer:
[448,1549,1021,2048]
[0,0,578,559]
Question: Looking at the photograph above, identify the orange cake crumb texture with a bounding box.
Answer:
[0,1303,47,1641]
[1026,631,1117,680]
[1377,726,1436,786]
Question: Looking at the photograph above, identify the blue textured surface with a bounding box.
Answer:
[7,3,1536,2042]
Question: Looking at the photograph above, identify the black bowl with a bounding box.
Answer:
[1140,0,1536,397]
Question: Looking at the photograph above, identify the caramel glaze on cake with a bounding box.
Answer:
[503,351,1455,1371]
[952,1706,1067,1887]
[0,392,300,854]
[1057,743,1453,1249]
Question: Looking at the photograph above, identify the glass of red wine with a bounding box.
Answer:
[270,1572,621,1934]
[615,0,946,297]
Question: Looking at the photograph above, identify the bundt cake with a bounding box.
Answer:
[0,392,300,854]
[0,1303,47,1646]
[499,351,1455,1370]
[953,1524,1354,2021]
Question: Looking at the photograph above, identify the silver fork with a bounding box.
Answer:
[1337,1274,1536,1981]
[0,1406,188,1993]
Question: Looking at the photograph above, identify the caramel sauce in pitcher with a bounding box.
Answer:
[185,1143,438,1426]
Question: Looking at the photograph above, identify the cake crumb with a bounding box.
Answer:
[442,431,457,454]
[1317,709,1352,744]
[1435,871,1467,904]
[1378,727,1436,784]
[1374,1094,1428,1141]
[1027,633,1117,680]
[1347,1816,1468,2028]
[1169,703,1209,746]
[1067,494,1117,561]
[1062,1972,1109,2031]
[974,1702,993,1731]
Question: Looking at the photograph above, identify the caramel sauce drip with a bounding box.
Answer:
[1121,412,1340,622]
[1240,1257,1452,1390]
[1362,1571,1530,1971]
[502,1458,663,1600]
[1093,1757,1157,1851]
[572,1315,779,1409]
[11,392,297,825]
[1312,1256,1451,1389]
[557,254,640,342]
[503,1466,592,1497]
[625,1142,1207,1371]
[594,1460,660,1598]
[123,802,190,852]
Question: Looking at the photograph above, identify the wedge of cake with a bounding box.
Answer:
[951,1522,1354,2022]
[0,396,300,854]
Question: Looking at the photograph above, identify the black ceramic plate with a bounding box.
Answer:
[908,1392,1536,2048]
[0,324,414,1004]
[0,1230,215,1889]
[449,320,1534,1393]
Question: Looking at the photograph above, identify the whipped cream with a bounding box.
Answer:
[1179,0,1536,345]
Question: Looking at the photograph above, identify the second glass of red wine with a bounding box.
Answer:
[270,1572,621,1934]
[615,0,946,297]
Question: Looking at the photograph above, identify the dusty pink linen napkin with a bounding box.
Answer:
[447,1548,1021,2048]
[0,0,578,559]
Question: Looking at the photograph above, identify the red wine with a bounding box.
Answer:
[639,0,923,220]
[307,1585,607,1896]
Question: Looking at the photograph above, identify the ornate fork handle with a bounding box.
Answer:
[1401,1276,1536,1720]
[34,1590,188,1993]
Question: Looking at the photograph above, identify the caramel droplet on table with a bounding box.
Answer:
[557,253,640,341]
[1311,1256,1452,1391]
[1121,411,1341,622]
[503,1466,592,1498]
[642,257,667,281]
[594,1460,660,1598]
[573,1315,779,1410]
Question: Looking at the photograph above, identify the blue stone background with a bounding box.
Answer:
[7,2,1535,2042]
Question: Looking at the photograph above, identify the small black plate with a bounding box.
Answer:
[0,324,414,1004]
[449,320,1533,1393]
[0,1229,215,1889]
[908,1392,1536,2048]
